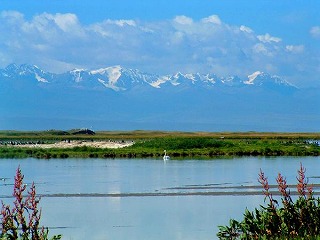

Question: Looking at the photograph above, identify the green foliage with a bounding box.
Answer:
[132,137,234,150]
[0,132,319,159]
[217,164,320,239]
[0,167,61,240]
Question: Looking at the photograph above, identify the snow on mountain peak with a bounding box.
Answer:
[185,73,195,81]
[35,73,48,83]
[150,76,171,88]
[202,74,216,84]
[106,66,122,84]
[173,72,183,79]
[71,68,86,72]
[220,76,243,86]
[246,71,263,85]
[70,68,87,82]
[90,65,122,83]
[87,65,123,90]
[243,71,296,89]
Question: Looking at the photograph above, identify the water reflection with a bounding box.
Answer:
[0,157,320,239]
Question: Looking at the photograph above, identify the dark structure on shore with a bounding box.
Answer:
[72,129,95,135]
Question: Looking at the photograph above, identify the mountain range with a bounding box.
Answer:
[0,64,319,132]
[0,63,296,91]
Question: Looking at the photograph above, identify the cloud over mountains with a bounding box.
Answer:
[0,11,318,87]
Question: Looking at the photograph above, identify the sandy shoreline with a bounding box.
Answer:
[11,140,134,149]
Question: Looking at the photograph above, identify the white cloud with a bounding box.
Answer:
[257,33,282,43]
[105,19,137,27]
[240,25,253,33]
[253,43,268,54]
[174,15,193,25]
[0,11,317,86]
[1,10,24,21]
[51,13,79,32]
[201,15,222,25]
[21,12,85,41]
[310,26,320,38]
[252,43,277,57]
[286,45,304,53]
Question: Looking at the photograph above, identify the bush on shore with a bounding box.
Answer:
[217,164,320,239]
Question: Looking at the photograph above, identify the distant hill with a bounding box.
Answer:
[0,64,318,132]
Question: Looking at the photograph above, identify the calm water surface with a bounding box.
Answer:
[0,157,320,240]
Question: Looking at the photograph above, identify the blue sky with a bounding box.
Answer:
[1,0,319,86]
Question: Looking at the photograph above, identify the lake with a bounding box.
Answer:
[0,157,320,239]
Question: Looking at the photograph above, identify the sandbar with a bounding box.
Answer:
[11,140,134,149]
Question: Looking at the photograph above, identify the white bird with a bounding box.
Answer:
[163,150,170,161]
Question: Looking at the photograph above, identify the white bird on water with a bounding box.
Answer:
[163,150,170,161]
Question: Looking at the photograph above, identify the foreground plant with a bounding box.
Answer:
[217,163,320,239]
[0,166,61,240]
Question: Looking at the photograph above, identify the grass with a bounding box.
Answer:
[0,130,319,159]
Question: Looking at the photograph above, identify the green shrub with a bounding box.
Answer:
[217,164,320,239]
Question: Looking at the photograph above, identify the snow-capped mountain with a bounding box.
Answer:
[0,64,54,84]
[244,71,295,88]
[0,64,297,92]
[89,66,157,91]
[2,63,315,132]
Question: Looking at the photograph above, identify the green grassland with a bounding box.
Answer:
[0,130,320,159]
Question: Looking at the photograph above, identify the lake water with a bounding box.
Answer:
[1,157,320,240]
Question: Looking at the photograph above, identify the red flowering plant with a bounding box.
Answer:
[0,166,61,240]
[217,163,320,239]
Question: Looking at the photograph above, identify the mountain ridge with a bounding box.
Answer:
[0,63,297,92]
[1,63,318,132]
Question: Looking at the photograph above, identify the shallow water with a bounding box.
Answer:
[0,157,319,239]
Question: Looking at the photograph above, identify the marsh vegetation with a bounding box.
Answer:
[217,164,320,239]
[0,130,319,159]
